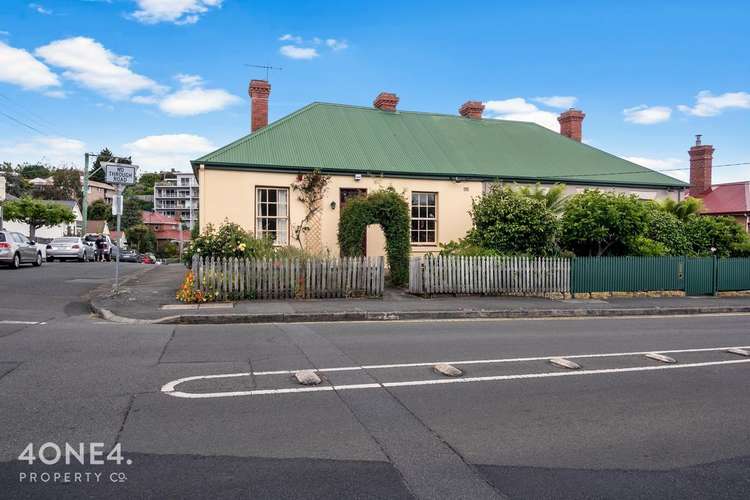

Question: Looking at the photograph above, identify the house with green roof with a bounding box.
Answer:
[192,81,686,257]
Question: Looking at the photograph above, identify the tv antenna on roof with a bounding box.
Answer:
[245,64,283,81]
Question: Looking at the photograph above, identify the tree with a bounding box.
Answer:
[561,190,648,256]
[88,199,110,221]
[92,148,131,183]
[658,197,703,221]
[125,224,157,253]
[35,168,82,201]
[514,182,569,214]
[2,197,75,239]
[684,215,750,257]
[18,163,51,179]
[125,172,161,196]
[467,186,559,255]
[1,163,30,198]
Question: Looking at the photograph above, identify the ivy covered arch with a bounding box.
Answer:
[338,188,411,286]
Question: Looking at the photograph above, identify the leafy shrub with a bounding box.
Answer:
[628,236,669,256]
[175,271,212,303]
[467,186,559,255]
[561,190,648,256]
[183,220,275,264]
[685,215,750,257]
[338,188,411,286]
[641,205,691,255]
[438,239,499,256]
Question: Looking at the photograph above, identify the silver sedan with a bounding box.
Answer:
[46,237,95,262]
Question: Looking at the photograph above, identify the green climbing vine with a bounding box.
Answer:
[338,188,410,286]
[291,169,331,249]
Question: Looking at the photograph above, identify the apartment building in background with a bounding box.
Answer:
[153,172,199,229]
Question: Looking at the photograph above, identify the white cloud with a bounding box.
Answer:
[279,45,319,60]
[623,105,672,124]
[325,38,348,51]
[0,41,60,90]
[159,87,240,116]
[43,90,67,98]
[35,37,165,100]
[483,98,559,131]
[29,3,53,15]
[175,73,203,88]
[149,73,240,116]
[0,31,10,36]
[131,0,223,25]
[0,136,85,167]
[678,90,750,117]
[279,34,303,44]
[533,96,577,109]
[123,133,215,170]
[623,156,687,182]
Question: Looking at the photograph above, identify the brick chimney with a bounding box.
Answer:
[558,108,585,142]
[459,101,485,119]
[373,92,399,112]
[689,134,714,196]
[249,79,271,132]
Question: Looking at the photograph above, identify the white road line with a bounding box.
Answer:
[0,320,45,325]
[246,345,750,376]
[163,359,750,398]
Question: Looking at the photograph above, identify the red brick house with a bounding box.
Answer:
[688,136,750,232]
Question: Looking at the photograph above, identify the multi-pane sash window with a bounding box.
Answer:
[256,187,289,245]
[411,192,437,243]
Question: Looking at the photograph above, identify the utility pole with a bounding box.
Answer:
[82,153,90,236]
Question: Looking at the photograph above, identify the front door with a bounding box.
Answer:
[339,188,367,256]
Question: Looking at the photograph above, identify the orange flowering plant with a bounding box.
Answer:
[175,271,212,303]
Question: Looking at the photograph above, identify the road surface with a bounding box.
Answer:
[1,263,748,499]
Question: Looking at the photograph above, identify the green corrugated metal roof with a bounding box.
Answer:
[193,102,687,188]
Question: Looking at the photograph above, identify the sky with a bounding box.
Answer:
[0,0,748,184]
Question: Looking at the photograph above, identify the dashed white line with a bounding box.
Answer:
[0,320,46,325]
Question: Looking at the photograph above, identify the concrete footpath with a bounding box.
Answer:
[90,264,750,324]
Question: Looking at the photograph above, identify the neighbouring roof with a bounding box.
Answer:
[193,102,687,188]
[51,200,80,211]
[698,181,750,215]
[154,229,191,241]
[142,211,179,225]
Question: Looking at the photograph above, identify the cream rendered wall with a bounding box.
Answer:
[198,167,483,257]
[482,181,680,201]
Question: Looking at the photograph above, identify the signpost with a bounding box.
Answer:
[104,162,137,293]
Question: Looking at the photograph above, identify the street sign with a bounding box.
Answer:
[112,194,123,216]
[104,163,137,185]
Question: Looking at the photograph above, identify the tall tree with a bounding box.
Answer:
[658,197,703,221]
[2,197,76,239]
[88,199,110,221]
[91,148,131,183]
[125,224,156,253]
[18,163,52,180]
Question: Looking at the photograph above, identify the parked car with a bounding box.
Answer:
[120,249,141,263]
[46,237,96,262]
[0,230,44,269]
[84,233,113,261]
[142,253,156,264]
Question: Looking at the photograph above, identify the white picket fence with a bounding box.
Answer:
[409,255,571,296]
[192,255,385,300]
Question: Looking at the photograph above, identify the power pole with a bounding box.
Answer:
[82,153,90,236]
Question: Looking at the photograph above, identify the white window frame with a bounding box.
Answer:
[411,191,437,244]
[255,187,289,245]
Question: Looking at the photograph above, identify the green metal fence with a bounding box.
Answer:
[571,256,750,295]
[717,258,750,292]
[571,256,685,293]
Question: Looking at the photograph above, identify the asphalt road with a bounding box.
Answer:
[1,263,749,499]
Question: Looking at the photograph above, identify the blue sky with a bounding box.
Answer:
[0,0,748,184]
